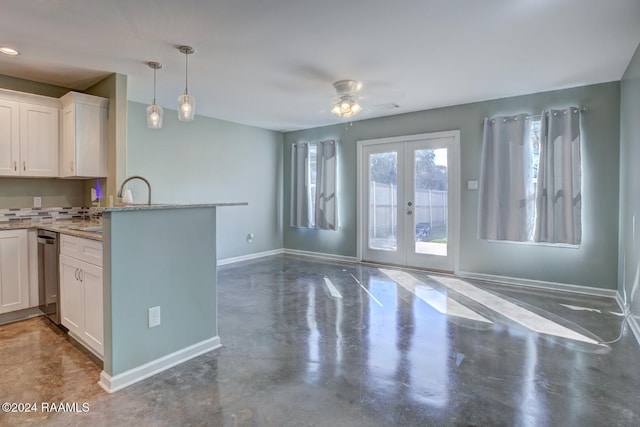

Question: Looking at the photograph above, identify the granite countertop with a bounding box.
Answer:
[104,202,248,212]
[0,203,248,241]
[0,221,103,241]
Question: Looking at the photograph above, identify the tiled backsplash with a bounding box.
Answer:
[0,207,91,223]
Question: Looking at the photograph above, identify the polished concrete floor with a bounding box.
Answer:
[1,254,639,426]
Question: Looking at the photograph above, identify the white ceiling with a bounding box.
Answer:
[1,0,639,132]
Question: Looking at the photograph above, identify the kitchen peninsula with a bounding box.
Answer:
[99,202,247,393]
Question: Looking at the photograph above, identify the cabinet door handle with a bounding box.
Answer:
[22,161,26,171]
[79,269,84,283]
[70,161,74,172]
[13,161,17,171]
[74,268,79,281]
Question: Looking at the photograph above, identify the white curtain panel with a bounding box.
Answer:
[534,108,582,244]
[315,140,338,230]
[290,142,310,228]
[478,114,534,241]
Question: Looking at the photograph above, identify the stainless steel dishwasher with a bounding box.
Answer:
[38,229,60,324]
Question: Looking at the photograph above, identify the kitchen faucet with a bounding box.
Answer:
[117,175,152,205]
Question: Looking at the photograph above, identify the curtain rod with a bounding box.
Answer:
[484,106,588,125]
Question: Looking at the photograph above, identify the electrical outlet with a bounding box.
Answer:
[33,196,42,208]
[148,306,161,328]
[247,233,255,243]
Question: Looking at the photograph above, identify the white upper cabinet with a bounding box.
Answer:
[59,92,108,178]
[0,91,59,177]
[0,98,20,176]
[20,103,59,176]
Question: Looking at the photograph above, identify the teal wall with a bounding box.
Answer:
[104,207,217,375]
[126,101,283,260]
[284,82,621,289]
[619,43,640,317]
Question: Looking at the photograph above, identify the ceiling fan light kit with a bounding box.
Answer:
[331,95,362,117]
[331,80,363,118]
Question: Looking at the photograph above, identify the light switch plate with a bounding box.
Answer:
[148,306,161,328]
[467,180,478,190]
[33,196,42,208]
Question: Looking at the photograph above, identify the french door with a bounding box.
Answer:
[358,131,459,272]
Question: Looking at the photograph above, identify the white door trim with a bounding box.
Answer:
[356,130,460,273]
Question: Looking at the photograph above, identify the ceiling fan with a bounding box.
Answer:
[330,80,364,118]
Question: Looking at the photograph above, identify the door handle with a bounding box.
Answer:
[408,201,413,207]
[79,269,83,283]
[407,210,413,215]
[74,268,79,281]
[13,161,17,171]
[22,161,26,171]
[70,161,74,172]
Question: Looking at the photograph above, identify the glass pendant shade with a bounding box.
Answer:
[177,93,196,121]
[146,61,163,129]
[331,96,362,118]
[178,45,196,121]
[146,104,163,128]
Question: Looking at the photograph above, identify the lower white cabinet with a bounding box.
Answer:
[59,235,103,357]
[0,229,29,314]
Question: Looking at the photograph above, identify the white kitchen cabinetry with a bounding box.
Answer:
[59,234,103,357]
[0,229,29,314]
[59,92,108,178]
[0,91,59,177]
[0,98,20,176]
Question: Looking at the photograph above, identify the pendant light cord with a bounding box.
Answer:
[153,67,157,104]
[184,51,189,95]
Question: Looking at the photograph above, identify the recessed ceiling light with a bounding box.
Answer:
[0,47,20,56]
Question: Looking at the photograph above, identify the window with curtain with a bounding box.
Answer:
[290,140,338,230]
[478,107,582,245]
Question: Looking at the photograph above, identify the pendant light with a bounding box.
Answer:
[146,62,163,129]
[177,45,196,121]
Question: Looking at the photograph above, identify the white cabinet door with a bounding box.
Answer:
[81,261,103,355]
[0,230,29,314]
[0,98,20,176]
[59,254,83,335]
[60,105,75,176]
[59,237,103,358]
[19,103,59,177]
[59,92,108,178]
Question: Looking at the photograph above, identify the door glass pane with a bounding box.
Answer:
[414,148,447,256]
[369,152,398,251]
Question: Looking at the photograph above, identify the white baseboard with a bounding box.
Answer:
[457,270,618,299]
[217,249,284,266]
[98,336,221,393]
[628,315,640,347]
[615,291,627,313]
[283,248,358,263]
